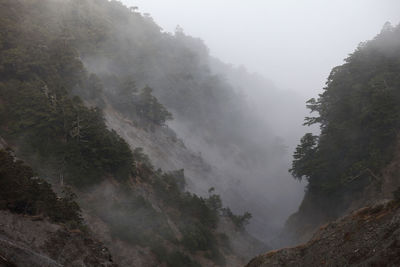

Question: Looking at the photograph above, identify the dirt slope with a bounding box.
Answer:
[0,210,116,267]
[247,201,400,267]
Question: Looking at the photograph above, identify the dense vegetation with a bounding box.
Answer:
[35,0,284,166]
[0,0,134,187]
[290,23,400,221]
[107,79,173,128]
[89,148,249,266]
[0,0,300,246]
[0,1,253,265]
[0,149,82,226]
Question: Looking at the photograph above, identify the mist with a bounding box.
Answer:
[124,0,400,96]
[21,0,400,251]
[3,0,400,265]
[109,0,400,242]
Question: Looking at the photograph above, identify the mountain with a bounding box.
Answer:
[5,0,400,266]
[0,0,308,265]
[277,22,400,246]
[60,0,305,241]
[2,0,306,244]
[245,22,400,265]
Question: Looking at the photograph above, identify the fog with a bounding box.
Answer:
[124,0,400,97]
[41,0,400,247]
[106,0,400,244]
[4,0,400,264]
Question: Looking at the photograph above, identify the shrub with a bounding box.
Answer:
[0,149,82,226]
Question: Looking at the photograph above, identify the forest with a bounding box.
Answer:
[288,23,400,232]
[0,0,258,266]
[1,0,400,266]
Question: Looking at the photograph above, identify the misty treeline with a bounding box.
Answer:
[13,0,304,243]
[61,0,288,163]
[0,0,259,266]
[288,22,400,232]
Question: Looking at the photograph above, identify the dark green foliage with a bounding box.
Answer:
[34,0,280,167]
[152,170,220,229]
[0,3,134,187]
[290,133,319,181]
[106,77,173,128]
[166,251,201,267]
[206,193,223,212]
[222,208,252,230]
[0,1,253,265]
[151,244,169,262]
[393,187,400,202]
[95,194,174,247]
[181,222,215,252]
[179,193,220,228]
[151,243,201,267]
[136,166,236,264]
[0,79,133,187]
[205,248,227,266]
[135,86,173,126]
[181,222,225,265]
[85,156,233,265]
[132,147,154,171]
[291,23,400,219]
[0,149,82,225]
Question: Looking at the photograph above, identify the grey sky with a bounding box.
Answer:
[122,0,400,97]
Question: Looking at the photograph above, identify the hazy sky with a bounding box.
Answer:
[122,0,400,97]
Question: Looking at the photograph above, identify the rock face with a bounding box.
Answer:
[0,210,117,267]
[247,201,400,267]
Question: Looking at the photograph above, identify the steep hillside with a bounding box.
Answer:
[48,0,303,240]
[0,210,116,267]
[0,0,268,265]
[276,22,400,246]
[247,200,400,266]
[0,148,116,266]
[0,0,305,243]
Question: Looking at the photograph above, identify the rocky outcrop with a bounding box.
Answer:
[0,210,116,267]
[247,201,400,266]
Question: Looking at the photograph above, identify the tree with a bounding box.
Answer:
[289,133,318,181]
[136,86,173,126]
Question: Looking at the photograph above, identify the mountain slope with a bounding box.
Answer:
[0,0,305,243]
[0,146,116,266]
[0,210,116,267]
[247,200,400,267]
[52,0,304,240]
[277,22,400,246]
[0,0,267,265]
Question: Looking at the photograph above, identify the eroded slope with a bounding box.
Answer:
[248,201,400,267]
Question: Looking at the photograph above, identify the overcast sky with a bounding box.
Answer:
[122,0,400,97]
